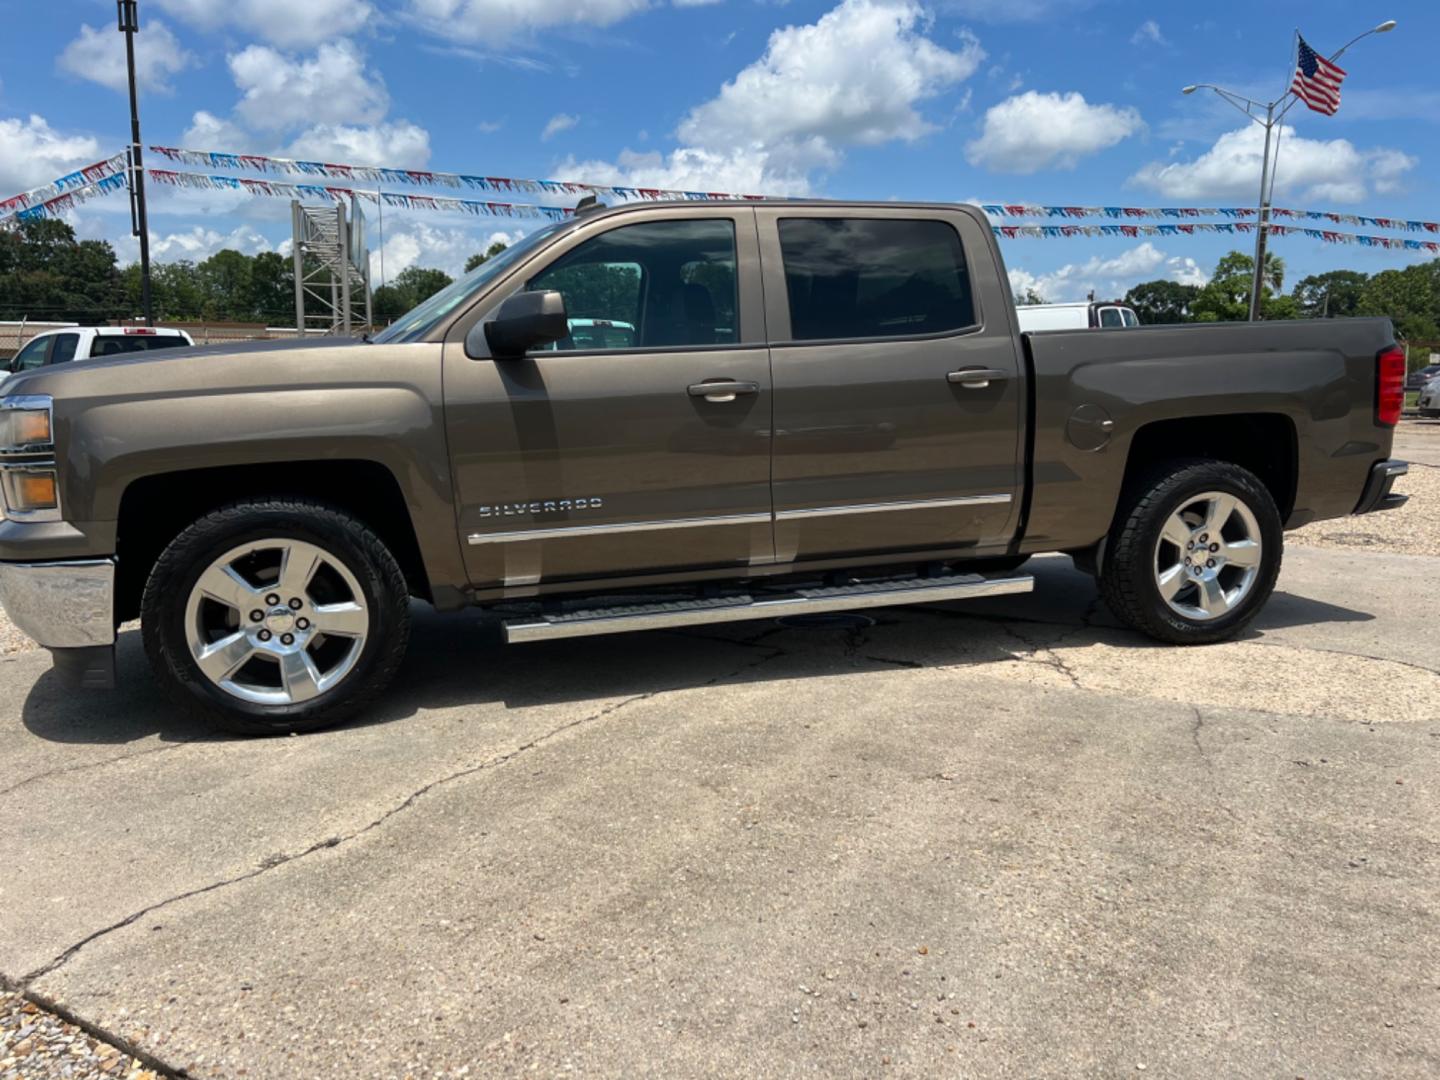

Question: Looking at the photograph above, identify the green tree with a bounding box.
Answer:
[1013,287,1046,306]
[393,266,453,305]
[1357,264,1439,342]
[0,218,122,321]
[1190,250,1287,322]
[1293,269,1368,318]
[196,250,255,321]
[249,251,294,325]
[1123,280,1200,324]
[463,240,509,274]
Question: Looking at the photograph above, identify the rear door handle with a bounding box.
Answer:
[688,380,760,403]
[947,368,1009,389]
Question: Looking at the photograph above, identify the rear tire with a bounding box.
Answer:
[141,498,411,736]
[1100,459,1282,645]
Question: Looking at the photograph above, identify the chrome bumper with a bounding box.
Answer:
[0,557,116,648]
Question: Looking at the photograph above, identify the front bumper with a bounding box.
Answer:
[0,557,116,648]
[1353,460,1409,515]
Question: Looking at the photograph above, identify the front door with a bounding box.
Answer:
[444,210,774,590]
[755,208,1024,562]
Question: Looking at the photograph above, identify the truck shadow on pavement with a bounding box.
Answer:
[19,561,1374,747]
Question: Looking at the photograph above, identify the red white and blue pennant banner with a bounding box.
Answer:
[150,145,773,204]
[148,169,574,221]
[0,153,128,217]
[982,204,1440,235]
[4,149,1438,257]
[991,223,1440,253]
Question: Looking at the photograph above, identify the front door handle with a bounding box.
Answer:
[688,380,760,403]
[947,368,1009,389]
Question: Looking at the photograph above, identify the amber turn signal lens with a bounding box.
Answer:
[12,410,51,446]
[14,472,58,509]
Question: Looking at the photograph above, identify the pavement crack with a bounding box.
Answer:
[17,650,787,989]
[1191,706,1208,762]
[998,622,1085,690]
[0,739,201,800]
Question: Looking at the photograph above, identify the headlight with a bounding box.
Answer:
[0,395,60,522]
[0,395,54,453]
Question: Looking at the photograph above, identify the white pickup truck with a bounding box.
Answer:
[7,326,194,373]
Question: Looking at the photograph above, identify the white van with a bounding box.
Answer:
[8,326,195,373]
[1016,301,1139,333]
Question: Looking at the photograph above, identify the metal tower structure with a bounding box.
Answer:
[291,199,372,335]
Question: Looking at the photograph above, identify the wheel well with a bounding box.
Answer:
[114,460,431,622]
[1122,413,1298,520]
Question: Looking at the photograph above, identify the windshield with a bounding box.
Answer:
[371,221,570,344]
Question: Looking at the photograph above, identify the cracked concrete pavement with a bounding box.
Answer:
[3,437,1438,1078]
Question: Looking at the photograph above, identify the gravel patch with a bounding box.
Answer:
[1,992,159,1080]
[1288,450,1438,558]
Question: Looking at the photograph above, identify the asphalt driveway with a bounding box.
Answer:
[2,439,1437,1078]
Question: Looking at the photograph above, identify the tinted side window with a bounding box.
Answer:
[529,219,738,351]
[778,218,976,341]
[1098,308,1123,328]
[12,337,51,371]
[49,334,80,364]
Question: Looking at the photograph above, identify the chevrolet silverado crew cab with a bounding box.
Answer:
[0,201,1409,735]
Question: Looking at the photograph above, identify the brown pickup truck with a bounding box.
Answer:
[0,200,1409,734]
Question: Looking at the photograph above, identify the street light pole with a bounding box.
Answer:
[1248,101,1277,322]
[1180,19,1396,322]
[118,0,153,327]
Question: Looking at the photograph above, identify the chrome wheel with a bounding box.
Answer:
[184,539,369,706]
[1153,490,1263,622]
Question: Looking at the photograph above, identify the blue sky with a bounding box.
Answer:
[1,0,1433,302]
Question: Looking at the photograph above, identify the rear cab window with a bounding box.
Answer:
[89,334,189,358]
[776,218,976,341]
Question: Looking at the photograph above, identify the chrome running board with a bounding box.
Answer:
[502,572,1034,643]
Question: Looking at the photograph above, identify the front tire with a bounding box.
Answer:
[1100,459,1282,645]
[142,499,411,735]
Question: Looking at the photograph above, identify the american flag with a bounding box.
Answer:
[1290,35,1346,115]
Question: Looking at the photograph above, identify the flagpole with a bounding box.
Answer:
[1180,19,1396,321]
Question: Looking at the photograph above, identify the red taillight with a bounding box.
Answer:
[1377,346,1405,427]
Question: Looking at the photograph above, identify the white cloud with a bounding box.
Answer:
[151,0,373,48]
[58,20,193,94]
[541,114,579,141]
[150,224,273,262]
[555,1,983,197]
[1130,19,1166,46]
[405,0,651,41]
[0,115,101,194]
[182,110,255,152]
[287,122,432,168]
[1129,124,1416,204]
[966,90,1143,173]
[231,41,389,132]
[1006,243,1206,303]
[678,0,984,173]
[557,146,812,198]
[371,221,522,282]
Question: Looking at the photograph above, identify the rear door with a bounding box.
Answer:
[755,207,1024,562]
[444,208,774,589]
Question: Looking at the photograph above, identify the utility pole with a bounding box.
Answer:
[118,0,153,326]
